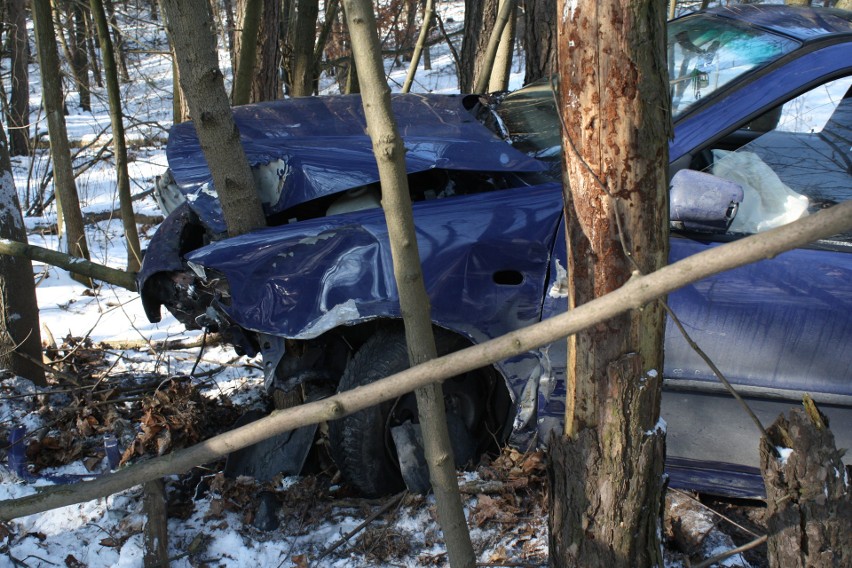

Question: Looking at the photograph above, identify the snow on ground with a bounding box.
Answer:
[0,2,758,566]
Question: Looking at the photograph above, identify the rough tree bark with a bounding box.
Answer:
[232,0,263,105]
[160,0,267,237]
[290,0,321,96]
[459,0,498,92]
[522,0,556,85]
[90,0,142,273]
[7,0,30,157]
[549,0,670,566]
[1,200,851,522]
[0,128,45,385]
[760,405,851,567]
[250,0,282,102]
[32,0,92,283]
[342,1,476,565]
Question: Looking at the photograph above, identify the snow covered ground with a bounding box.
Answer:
[1,2,758,566]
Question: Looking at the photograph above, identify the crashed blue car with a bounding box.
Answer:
[140,5,852,498]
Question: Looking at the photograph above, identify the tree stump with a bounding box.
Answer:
[759,404,851,567]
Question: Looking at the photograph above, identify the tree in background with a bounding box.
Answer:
[69,0,92,111]
[32,0,92,284]
[6,0,30,157]
[522,0,556,85]
[548,0,670,565]
[459,0,499,92]
[160,0,267,237]
[289,0,320,96]
[0,127,45,386]
[90,0,143,272]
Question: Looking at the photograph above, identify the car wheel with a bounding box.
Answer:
[328,326,492,497]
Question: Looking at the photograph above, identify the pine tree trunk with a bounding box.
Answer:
[550,0,670,565]
[522,0,556,85]
[0,127,45,385]
[459,0,498,92]
[32,0,92,282]
[290,0,320,97]
[7,0,30,156]
[250,0,282,102]
[90,0,142,272]
[232,0,263,105]
[160,0,267,237]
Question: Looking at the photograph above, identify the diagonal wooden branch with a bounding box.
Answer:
[0,238,137,291]
[0,200,850,521]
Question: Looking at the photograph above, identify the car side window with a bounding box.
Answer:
[708,76,852,241]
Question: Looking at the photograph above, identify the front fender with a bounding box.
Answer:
[186,182,564,343]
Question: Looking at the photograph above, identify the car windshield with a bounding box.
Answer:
[495,13,800,156]
[668,13,799,116]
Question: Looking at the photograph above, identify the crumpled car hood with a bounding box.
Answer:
[167,93,546,232]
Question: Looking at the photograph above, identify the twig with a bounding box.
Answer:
[668,488,762,539]
[316,491,407,560]
[691,535,767,568]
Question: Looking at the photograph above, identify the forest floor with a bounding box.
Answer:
[1,1,769,566]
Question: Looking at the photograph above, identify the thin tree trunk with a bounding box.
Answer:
[71,0,92,111]
[342,1,476,566]
[290,0,321,97]
[401,0,434,93]
[32,0,92,284]
[84,9,103,87]
[7,0,30,157]
[104,0,130,82]
[232,0,263,105]
[550,0,670,565]
[160,0,267,237]
[312,0,340,94]
[487,0,516,92]
[472,0,515,93]
[90,0,142,272]
[1,200,851,522]
[0,128,45,385]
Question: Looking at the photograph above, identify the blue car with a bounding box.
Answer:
[140,5,852,498]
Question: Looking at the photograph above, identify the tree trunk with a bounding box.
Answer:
[160,0,267,237]
[522,0,556,85]
[550,0,670,566]
[459,0,498,92]
[90,0,142,272]
[70,0,92,111]
[250,0,282,102]
[32,0,92,283]
[401,0,434,93]
[232,0,263,105]
[84,9,104,88]
[487,0,517,92]
[342,1,476,565]
[7,0,30,157]
[760,405,851,568]
[472,0,515,93]
[290,0,321,97]
[0,128,45,386]
[104,0,130,82]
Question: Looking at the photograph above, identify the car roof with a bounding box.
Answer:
[705,4,852,42]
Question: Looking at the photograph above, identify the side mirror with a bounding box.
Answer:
[670,169,743,232]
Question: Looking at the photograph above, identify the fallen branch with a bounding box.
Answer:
[0,238,137,291]
[0,200,850,521]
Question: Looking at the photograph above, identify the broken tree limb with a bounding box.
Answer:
[759,405,851,567]
[0,238,137,291]
[0,200,850,521]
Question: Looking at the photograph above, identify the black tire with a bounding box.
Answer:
[328,326,497,497]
